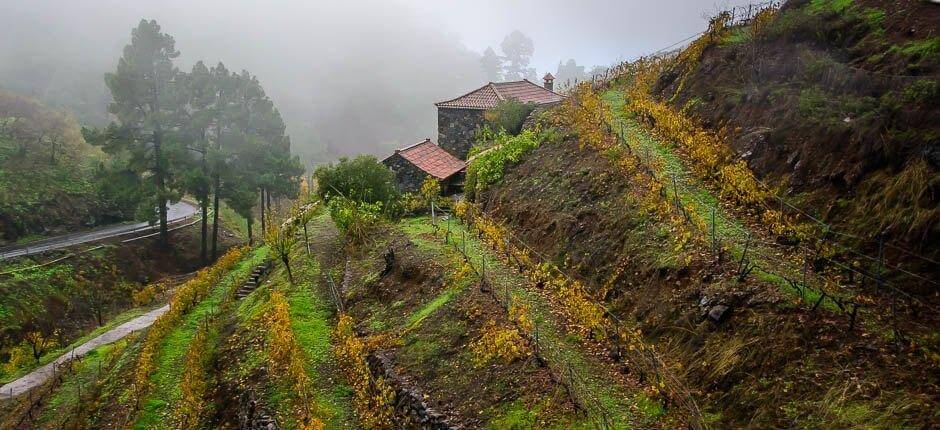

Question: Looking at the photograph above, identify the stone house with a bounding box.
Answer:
[382,139,466,194]
[434,74,564,160]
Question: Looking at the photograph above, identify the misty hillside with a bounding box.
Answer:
[1,1,937,429]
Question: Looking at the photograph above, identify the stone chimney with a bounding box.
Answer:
[542,73,555,92]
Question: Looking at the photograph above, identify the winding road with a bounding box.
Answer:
[0,304,169,399]
[0,202,198,261]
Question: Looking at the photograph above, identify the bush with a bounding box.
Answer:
[484,99,537,135]
[465,129,542,200]
[313,155,399,206]
[328,196,383,243]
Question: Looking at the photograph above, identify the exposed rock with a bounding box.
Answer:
[368,351,460,429]
[735,126,771,162]
[708,305,731,323]
[239,391,279,430]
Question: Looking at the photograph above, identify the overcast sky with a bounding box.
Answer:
[402,0,753,72]
[0,0,753,164]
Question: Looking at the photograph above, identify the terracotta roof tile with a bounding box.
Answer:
[391,139,466,179]
[435,80,564,110]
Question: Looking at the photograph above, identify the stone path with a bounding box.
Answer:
[0,304,169,399]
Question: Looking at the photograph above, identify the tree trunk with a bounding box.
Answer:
[283,256,293,284]
[247,217,253,245]
[211,176,220,260]
[211,120,222,260]
[260,188,266,235]
[201,200,208,264]
[154,126,169,248]
[200,135,209,264]
[303,223,310,255]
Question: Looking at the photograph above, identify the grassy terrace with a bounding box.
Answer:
[600,87,840,311]
[225,216,353,429]
[133,246,268,429]
[399,216,664,429]
[284,257,354,429]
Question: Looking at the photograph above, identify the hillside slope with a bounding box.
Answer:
[0,91,135,245]
[653,0,938,266]
[475,84,937,427]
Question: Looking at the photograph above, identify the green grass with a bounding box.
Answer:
[285,257,354,429]
[602,88,844,312]
[133,247,267,429]
[895,37,940,63]
[406,286,461,330]
[399,216,660,428]
[808,0,853,15]
[218,201,250,241]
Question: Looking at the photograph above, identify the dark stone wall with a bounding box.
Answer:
[384,154,429,193]
[437,108,484,160]
[368,352,457,429]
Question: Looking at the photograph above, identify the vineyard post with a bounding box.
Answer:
[848,302,859,331]
[672,174,680,213]
[710,205,717,254]
[876,232,885,290]
[811,291,827,313]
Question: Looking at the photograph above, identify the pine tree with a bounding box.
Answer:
[86,19,185,247]
[480,47,504,82]
[181,61,214,263]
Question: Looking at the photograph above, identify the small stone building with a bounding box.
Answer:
[382,139,466,194]
[434,74,564,160]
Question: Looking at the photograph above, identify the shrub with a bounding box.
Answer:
[333,314,395,428]
[484,99,537,135]
[470,320,530,366]
[313,155,399,206]
[328,196,383,243]
[177,325,212,428]
[465,129,542,200]
[267,292,323,429]
[420,175,441,210]
[132,282,161,306]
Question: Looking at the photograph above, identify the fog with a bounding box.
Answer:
[0,0,752,165]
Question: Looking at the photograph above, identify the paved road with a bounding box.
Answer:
[0,304,169,399]
[0,202,198,260]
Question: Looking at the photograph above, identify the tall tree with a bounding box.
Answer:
[208,63,238,260]
[211,69,302,255]
[555,59,586,91]
[500,31,536,81]
[87,19,184,247]
[480,47,504,82]
[180,61,214,263]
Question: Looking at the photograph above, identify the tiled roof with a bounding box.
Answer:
[388,139,466,179]
[435,80,565,110]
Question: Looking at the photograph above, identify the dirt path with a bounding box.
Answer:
[0,304,168,399]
